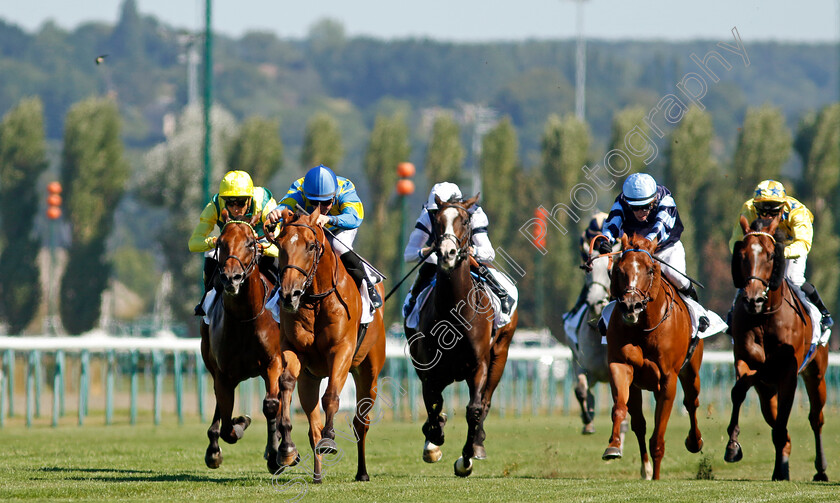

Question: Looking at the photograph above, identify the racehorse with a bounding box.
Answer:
[725,215,829,481]
[269,208,386,483]
[405,194,519,477]
[602,233,704,480]
[557,247,614,435]
[200,210,284,473]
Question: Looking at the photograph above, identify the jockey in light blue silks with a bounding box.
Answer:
[273,164,383,307]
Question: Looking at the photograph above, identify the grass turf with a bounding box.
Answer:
[1,406,839,502]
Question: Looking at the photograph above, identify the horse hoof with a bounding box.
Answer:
[813,472,829,482]
[454,456,473,477]
[277,450,300,469]
[316,438,338,455]
[602,446,622,460]
[685,435,703,453]
[582,423,596,435]
[724,441,742,463]
[423,440,443,463]
[472,445,487,460]
[205,448,223,469]
[355,473,370,482]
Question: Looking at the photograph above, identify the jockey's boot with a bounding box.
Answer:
[680,285,709,332]
[802,282,834,331]
[404,263,437,318]
[479,267,512,315]
[340,252,382,308]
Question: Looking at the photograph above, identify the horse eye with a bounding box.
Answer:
[648,267,655,275]
[308,242,317,251]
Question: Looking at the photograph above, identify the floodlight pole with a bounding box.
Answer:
[202,0,213,206]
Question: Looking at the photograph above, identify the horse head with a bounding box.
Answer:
[611,233,661,326]
[585,248,612,317]
[434,193,479,272]
[732,214,786,315]
[216,209,263,295]
[273,207,327,312]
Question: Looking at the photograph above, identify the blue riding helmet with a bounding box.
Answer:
[622,173,658,206]
[303,164,338,201]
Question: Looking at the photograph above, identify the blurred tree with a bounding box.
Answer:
[795,103,840,341]
[112,246,160,313]
[138,105,238,330]
[109,0,144,64]
[361,113,410,323]
[59,97,130,334]
[479,117,519,247]
[0,97,49,333]
[539,114,590,332]
[300,112,344,171]
[732,105,792,195]
[226,116,283,186]
[424,114,465,191]
[608,106,649,175]
[663,107,716,282]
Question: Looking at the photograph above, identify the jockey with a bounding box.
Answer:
[598,173,698,296]
[189,170,280,316]
[402,182,511,316]
[271,164,382,308]
[728,179,833,331]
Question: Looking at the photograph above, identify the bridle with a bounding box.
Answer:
[215,220,271,322]
[617,247,676,332]
[277,222,337,300]
[740,230,782,313]
[435,203,473,264]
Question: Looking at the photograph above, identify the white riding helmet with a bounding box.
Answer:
[622,173,658,206]
[426,182,462,210]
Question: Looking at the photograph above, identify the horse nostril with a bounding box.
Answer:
[292,290,303,298]
[448,249,456,256]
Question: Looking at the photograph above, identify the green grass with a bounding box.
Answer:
[1,407,839,502]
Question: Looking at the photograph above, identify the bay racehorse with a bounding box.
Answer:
[200,210,283,473]
[725,215,829,481]
[269,208,386,483]
[405,194,519,477]
[602,233,703,480]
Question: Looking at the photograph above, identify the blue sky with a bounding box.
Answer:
[1,0,838,42]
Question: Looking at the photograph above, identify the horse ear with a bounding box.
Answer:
[434,194,443,208]
[311,205,322,218]
[731,241,746,289]
[739,215,750,235]
[281,208,295,224]
[769,241,786,290]
[609,258,621,300]
[248,211,261,228]
[648,236,659,250]
[462,193,480,209]
[220,207,230,223]
[620,233,630,250]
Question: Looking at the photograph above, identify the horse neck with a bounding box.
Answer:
[434,258,475,316]
[311,236,338,293]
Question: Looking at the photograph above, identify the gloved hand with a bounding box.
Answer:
[596,239,613,255]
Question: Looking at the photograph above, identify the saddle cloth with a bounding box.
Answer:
[788,282,831,348]
[265,281,375,325]
[598,293,726,344]
[404,268,518,330]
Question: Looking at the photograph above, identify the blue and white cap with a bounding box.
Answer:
[303,164,338,201]
[622,173,657,206]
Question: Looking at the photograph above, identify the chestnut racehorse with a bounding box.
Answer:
[725,215,829,481]
[200,210,284,473]
[602,233,704,480]
[270,208,386,483]
[405,194,519,477]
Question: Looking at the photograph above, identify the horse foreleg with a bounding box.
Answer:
[627,384,650,479]
[277,350,301,470]
[473,336,513,458]
[649,373,678,480]
[205,404,223,468]
[297,371,324,483]
[421,382,447,463]
[802,355,829,482]
[603,362,632,460]
[770,367,797,481]
[320,353,353,456]
[574,372,596,434]
[262,357,282,474]
[724,361,757,463]
[456,360,489,478]
[215,378,251,445]
[678,346,704,454]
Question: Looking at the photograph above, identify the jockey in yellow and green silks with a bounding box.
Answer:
[188,170,281,315]
[275,164,382,308]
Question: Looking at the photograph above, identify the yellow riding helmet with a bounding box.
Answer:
[219,171,254,198]
[753,179,786,206]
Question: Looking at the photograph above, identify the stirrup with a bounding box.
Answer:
[368,285,383,309]
[821,314,834,332]
[194,303,205,317]
[698,315,710,332]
